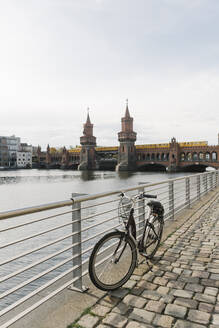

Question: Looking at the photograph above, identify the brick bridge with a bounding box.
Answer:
[35,104,219,172]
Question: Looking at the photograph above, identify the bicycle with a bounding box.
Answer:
[88,191,164,291]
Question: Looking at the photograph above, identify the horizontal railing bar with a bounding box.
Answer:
[0,172,211,221]
[82,223,122,245]
[0,276,78,328]
[0,230,78,266]
[0,209,75,233]
[0,218,76,249]
[0,252,76,299]
[81,207,118,222]
[81,198,119,210]
[0,264,77,318]
[81,215,119,234]
[0,242,76,283]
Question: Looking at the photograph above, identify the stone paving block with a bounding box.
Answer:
[126,321,153,328]
[122,279,137,289]
[173,319,206,327]
[112,301,130,315]
[142,271,154,282]
[102,312,128,327]
[172,289,194,298]
[198,302,214,313]
[174,297,198,309]
[99,295,120,308]
[77,314,100,328]
[109,288,129,299]
[178,276,199,284]
[201,278,219,288]
[192,270,209,278]
[123,294,147,308]
[160,294,174,304]
[182,269,192,276]
[134,266,148,276]
[212,314,219,325]
[215,304,219,313]
[173,268,183,274]
[185,283,204,293]
[138,280,158,290]
[153,277,168,286]
[167,280,186,289]
[164,271,178,280]
[141,290,161,301]
[153,314,174,328]
[130,286,145,296]
[204,286,218,296]
[211,274,219,280]
[129,308,155,324]
[164,304,187,319]
[145,300,165,313]
[188,309,211,325]
[131,274,142,281]
[194,292,216,304]
[157,286,170,295]
[92,304,111,316]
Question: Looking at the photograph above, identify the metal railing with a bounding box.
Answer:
[0,171,218,327]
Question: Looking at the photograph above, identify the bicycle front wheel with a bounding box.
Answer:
[89,231,137,291]
[143,216,163,259]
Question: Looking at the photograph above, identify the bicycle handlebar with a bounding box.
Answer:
[119,192,157,199]
[143,193,157,199]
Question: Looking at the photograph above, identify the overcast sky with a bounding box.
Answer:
[1,0,219,149]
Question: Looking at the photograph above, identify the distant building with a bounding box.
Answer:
[0,135,32,169]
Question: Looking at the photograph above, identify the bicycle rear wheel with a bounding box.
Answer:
[89,231,137,291]
[143,216,163,259]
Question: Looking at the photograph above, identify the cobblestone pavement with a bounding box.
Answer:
[74,197,219,328]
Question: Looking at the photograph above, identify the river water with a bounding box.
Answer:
[0,169,193,312]
[0,169,191,212]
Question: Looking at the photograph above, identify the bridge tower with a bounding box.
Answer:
[116,100,137,171]
[46,144,51,167]
[168,137,180,172]
[78,110,97,170]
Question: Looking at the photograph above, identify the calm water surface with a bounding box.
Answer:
[0,169,191,212]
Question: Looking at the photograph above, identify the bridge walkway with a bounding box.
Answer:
[74,193,219,328]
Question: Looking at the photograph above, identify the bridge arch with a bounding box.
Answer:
[205,152,211,161]
[186,152,192,161]
[138,163,167,172]
[161,153,166,161]
[212,152,217,161]
[193,152,198,161]
[199,152,204,161]
[180,153,185,161]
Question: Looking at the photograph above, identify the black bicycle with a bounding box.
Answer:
[88,191,164,291]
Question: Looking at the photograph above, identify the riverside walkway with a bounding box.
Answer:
[72,192,219,328]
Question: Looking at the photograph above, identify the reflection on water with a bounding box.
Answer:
[0,169,191,212]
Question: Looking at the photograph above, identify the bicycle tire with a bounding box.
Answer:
[143,216,163,259]
[89,230,137,291]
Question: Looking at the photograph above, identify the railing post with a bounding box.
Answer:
[168,181,174,219]
[185,177,190,208]
[69,193,87,292]
[216,170,219,187]
[204,173,208,194]
[138,184,145,236]
[197,175,201,200]
[210,172,213,190]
